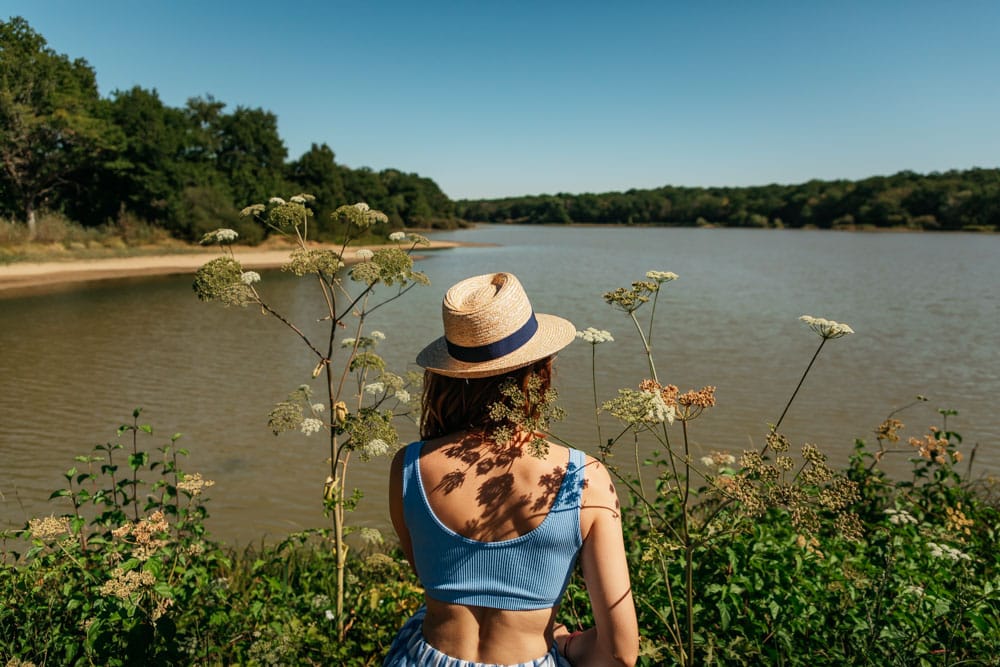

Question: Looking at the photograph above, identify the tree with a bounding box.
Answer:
[0,17,117,237]
[215,106,288,207]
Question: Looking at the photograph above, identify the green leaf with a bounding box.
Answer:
[138,424,153,434]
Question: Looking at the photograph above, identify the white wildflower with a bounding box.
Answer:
[370,330,386,340]
[240,204,266,217]
[240,271,261,285]
[884,508,918,526]
[364,382,385,395]
[646,270,679,283]
[389,231,407,242]
[311,403,326,413]
[927,541,970,562]
[395,389,411,404]
[300,418,324,436]
[324,609,335,621]
[576,327,614,344]
[700,456,715,467]
[644,390,673,424]
[269,197,287,205]
[290,195,306,204]
[340,338,356,348]
[799,315,855,339]
[364,439,391,458]
[356,249,374,261]
[354,202,370,212]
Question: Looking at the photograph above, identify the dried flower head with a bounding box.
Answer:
[875,418,904,443]
[603,387,675,427]
[908,427,950,463]
[603,280,659,313]
[645,270,678,283]
[944,503,974,536]
[28,515,70,541]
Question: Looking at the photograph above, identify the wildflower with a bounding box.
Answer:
[240,203,266,217]
[576,327,614,344]
[603,281,659,313]
[311,403,326,413]
[358,527,384,545]
[702,451,736,470]
[362,438,391,458]
[395,389,411,404]
[908,428,950,462]
[927,541,970,562]
[389,231,407,242]
[178,472,216,496]
[645,270,678,283]
[325,609,335,621]
[766,430,791,452]
[602,388,675,426]
[875,418,904,443]
[340,338,356,348]
[100,567,156,599]
[903,585,925,598]
[678,386,716,409]
[370,330,386,340]
[240,271,261,285]
[355,202,370,212]
[356,249,374,261]
[27,515,70,541]
[269,197,287,205]
[945,503,974,536]
[301,418,324,435]
[884,508,918,526]
[799,315,854,339]
[364,382,386,395]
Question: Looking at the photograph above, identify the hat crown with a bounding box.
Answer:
[442,273,533,348]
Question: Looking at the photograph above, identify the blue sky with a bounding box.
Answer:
[5,1,999,199]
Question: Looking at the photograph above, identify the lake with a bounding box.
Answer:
[2,225,998,546]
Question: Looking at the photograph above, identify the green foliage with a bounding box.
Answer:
[0,412,422,666]
[458,168,1000,231]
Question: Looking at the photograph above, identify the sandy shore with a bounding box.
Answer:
[0,241,462,297]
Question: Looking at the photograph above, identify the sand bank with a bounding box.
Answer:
[0,241,462,298]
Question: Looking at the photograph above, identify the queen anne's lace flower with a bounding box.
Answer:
[799,315,855,339]
[356,249,374,261]
[240,271,261,285]
[300,418,324,435]
[646,270,678,283]
[269,197,287,205]
[389,231,407,242]
[363,438,391,458]
[576,328,614,344]
[395,389,411,404]
[365,382,385,395]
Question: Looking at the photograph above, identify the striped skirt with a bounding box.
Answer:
[383,607,570,667]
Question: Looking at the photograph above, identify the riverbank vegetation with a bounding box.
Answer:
[2,15,998,255]
[3,204,998,662]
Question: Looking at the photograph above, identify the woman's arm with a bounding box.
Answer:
[388,447,415,569]
[569,457,639,667]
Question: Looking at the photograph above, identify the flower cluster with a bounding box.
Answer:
[300,418,324,436]
[603,386,675,427]
[576,327,614,344]
[645,270,678,283]
[927,541,971,562]
[100,567,157,599]
[240,271,261,285]
[944,503,974,536]
[283,248,344,277]
[333,202,389,229]
[908,426,960,464]
[200,228,239,245]
[875,418,904,443]
[700,451,737,471]
[603,280,659,313]
[177,472,215,497]
[388,231,406,242]
[884,508,918,526]
[192,256,255,306]
[27,515,70,541]
[111,511,170,561]
[799,315,855,339]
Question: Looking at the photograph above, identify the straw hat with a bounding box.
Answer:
[416,272,576,379]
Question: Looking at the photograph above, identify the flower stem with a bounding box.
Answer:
[773,337,827,435]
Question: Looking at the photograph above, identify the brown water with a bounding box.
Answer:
[2,226,998,546]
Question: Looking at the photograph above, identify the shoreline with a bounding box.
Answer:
[0,240,463,298]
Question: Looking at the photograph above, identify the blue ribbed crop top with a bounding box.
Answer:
[402,440,585,611]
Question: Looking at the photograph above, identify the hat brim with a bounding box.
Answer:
[416,313,576,379]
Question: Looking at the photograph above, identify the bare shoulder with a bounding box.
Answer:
[579,454,622,528]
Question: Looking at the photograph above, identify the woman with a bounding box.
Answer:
[385,272,639,667]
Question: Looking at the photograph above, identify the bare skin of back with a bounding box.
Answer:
[389,431,639,666]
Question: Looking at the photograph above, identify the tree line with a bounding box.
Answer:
[456,168,1000,231]
[0,17,457,242]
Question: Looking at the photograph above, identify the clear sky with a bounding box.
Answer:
[5,1,999,200]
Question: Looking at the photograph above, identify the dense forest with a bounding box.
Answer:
[2,16,998,243]
[0,17,457,243]
[457,169,1000,231]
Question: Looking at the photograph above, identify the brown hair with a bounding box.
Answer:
[419,357,554,440]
